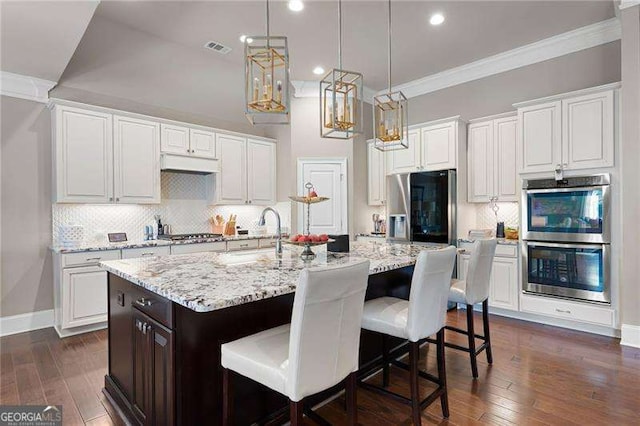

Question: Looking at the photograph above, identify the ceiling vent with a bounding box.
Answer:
[204,41,232,54]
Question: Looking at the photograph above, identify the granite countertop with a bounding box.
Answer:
[50,234,284,254]
[100,241,437,313]
[458,238,519,246]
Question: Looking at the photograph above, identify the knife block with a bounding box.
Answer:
[211,224,225,234]
[224,221,236,236]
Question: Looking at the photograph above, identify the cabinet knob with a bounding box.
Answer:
[109,197,113,202]
[115,197,120,202]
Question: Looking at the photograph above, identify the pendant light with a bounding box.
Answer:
[320,0,364,139]
[373,0,408,151]
[245,0,290,125]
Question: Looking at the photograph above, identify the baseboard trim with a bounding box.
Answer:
[0,309,55,337]
[620,324,640,348]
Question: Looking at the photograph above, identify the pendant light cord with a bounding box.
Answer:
[387,0,392,93]
[338,0,343,70]
[266,0,270,38]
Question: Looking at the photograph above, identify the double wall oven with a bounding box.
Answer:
[521,174,611,304]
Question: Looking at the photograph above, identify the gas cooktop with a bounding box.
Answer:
[158,233,223,241]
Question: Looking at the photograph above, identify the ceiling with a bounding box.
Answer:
[52,0,615,126]
[0,1,99,81]
[93,0,615,89]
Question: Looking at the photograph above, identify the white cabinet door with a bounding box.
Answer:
[160,123,190,155]
[518,101,562,174]
[489,257,519,311]
[62,266,108,329]
[467,121,494,203]
[387,129,420,174]
[190,128,217,159]
[299,161,346,235]
[216,134,247,204]
[421,122,457,171]
[54,106,113,203]
[562,90,614,170]
[367,141,386,206]
[113,116,160,204]
[494,116,519,201]
[247,139,276,205]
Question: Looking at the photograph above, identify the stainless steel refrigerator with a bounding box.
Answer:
[386,170,457,246]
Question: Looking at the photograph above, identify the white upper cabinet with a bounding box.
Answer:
[367,140,386,206]
[516,85,616,174]
[518,101,562,174]
[467,121,494,203]
[53,106,113,203]
[246,139,276,205]
[216,134,247,204]
[562,90,614,170]
[190,128,216,159]
[468,115,518,203]
[215,135,277,205]
[386,129,421,174]
[494,117,519,201]
[113,116,160,204]
[421,122,457,171]
[160,123,190,155]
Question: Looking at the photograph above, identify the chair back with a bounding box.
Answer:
[287,260,370,402]
[465,239,498,305]
[406,246,457,342]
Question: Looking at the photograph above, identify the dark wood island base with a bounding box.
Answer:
[104,266,414,425]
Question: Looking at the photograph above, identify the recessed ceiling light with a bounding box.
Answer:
[288,0,304,12]
[313,66,325,75]
[239,35,253,44]
[430,13,445,26]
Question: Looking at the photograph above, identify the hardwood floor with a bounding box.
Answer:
[1,310,639,425]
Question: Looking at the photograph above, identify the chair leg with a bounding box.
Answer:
[345,372,358,425]
[409,341,422,426]
[382,334,390,388]
[466,305,479,379]
[482,299,493,365]
[222,368,232,426]
[436,329,449,419]
[290,400,304,426]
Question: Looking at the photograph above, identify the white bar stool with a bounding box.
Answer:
[221,260,370,426]
[447,239,497,378]
[360,246,457,425]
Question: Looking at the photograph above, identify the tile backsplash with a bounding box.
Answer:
[52,172,291,244]
[474,202,520,232]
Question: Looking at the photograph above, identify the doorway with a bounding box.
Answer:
[296,158,348,235]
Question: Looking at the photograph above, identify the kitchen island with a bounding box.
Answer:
[100,241,439,425]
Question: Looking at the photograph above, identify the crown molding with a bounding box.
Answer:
[619,0,640,10]
[0,71,57,103]
[292,80,375,104]
[378,18,621,100]
[512,81,621,108]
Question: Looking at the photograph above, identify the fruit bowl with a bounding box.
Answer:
[285,239,335,247]
[288,195,330,204]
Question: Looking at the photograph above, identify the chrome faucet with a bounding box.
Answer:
[258,207,282,257]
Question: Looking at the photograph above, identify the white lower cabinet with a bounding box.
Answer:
[54,249,121,337]
[457,243,519,311]
[121,246,171,259]
[62,266,109,329]
[489,257,519,310]
[171,242,226,255]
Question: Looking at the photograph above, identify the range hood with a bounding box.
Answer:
[160,154,220,174]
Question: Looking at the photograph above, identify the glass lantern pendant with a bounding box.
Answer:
[320,0,363,139]
[245,1,290,125]
[374,0,409,151]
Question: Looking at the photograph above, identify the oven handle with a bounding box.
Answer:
[523,185,608,195]
[523,241,609,250]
